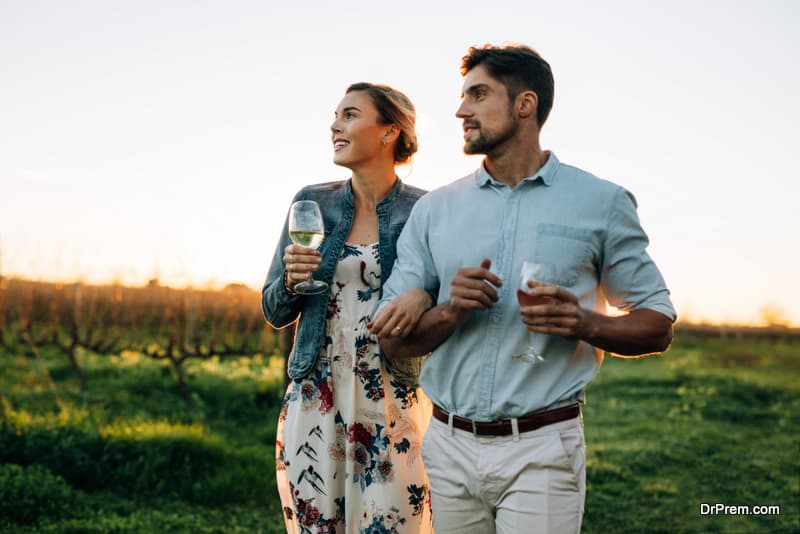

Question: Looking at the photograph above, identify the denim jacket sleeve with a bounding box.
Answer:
[261,189,305,329]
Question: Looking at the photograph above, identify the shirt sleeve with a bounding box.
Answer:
[377,197,440,314]
[600,187,677,321]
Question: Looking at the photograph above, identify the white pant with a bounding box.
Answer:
[421,415,585,534]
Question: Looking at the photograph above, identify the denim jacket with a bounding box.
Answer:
[261,178,426,380]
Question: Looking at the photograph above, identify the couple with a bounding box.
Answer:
[262,44,676,534]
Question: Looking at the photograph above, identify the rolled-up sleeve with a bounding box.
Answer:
[600,187,676,321]
[377,198,440,314]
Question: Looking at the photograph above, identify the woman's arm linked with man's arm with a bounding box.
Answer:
[369,259,502,359]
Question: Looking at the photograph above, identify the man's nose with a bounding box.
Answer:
[455,100,471,118]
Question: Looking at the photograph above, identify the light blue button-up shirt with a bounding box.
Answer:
[380,152,675,421]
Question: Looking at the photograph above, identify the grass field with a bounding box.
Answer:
[1,337,798,533]
[582,338,799,533]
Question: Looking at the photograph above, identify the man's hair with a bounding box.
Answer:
[461,44,554,127]
[346,82,418,164]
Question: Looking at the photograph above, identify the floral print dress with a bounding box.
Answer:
[276,242,433,534]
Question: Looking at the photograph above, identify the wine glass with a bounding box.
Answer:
[513,261,558,363]
[288,200,328,294]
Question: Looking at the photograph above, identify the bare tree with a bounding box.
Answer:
[50,283,126,392]
[2,278,280,404]
[129,284,275,406]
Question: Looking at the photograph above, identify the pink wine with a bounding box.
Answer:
[517,289,556,307]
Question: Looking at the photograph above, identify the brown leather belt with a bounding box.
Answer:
[432,403,580,436]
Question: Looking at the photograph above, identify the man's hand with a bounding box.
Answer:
[446,258,502,323]
[519,283,588,339]
[520,282,674,356]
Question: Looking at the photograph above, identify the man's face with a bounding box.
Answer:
[456,64,517,156]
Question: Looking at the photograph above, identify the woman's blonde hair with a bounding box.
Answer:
[346,82,418,164]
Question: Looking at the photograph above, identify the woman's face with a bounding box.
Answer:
[330,90,392,170]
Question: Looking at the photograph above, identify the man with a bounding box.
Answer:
[368,44,676,533]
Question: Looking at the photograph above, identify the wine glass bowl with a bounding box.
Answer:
[288,200,328,295]
[514,261,559,363]
[516,289,556,308]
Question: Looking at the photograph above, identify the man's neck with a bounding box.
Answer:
[484,143,548,188]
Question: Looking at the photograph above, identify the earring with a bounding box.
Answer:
[381,138,388,145]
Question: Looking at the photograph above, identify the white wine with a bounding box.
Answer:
[287,200,328,294]
[289,230,324,248]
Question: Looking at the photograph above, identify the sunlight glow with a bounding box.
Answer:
[2,1,798,326]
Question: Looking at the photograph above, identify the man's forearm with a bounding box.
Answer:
[583,308,674,357]
[379,302,462,359]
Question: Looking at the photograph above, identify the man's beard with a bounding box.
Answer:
[463,113,518,156]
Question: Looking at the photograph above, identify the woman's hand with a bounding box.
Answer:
[368,288,433,338]
[282,243,321,293]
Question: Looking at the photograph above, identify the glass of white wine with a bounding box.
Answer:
[288,200,328,294]
[513,261,559,364]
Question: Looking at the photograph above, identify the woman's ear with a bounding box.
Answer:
[382,124,400,145]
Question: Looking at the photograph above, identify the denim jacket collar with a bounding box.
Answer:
[341,176,404,211]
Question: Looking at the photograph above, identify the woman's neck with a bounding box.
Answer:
[351,164,397,209]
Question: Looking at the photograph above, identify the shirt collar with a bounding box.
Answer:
[475,150,560,188]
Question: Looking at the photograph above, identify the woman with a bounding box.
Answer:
[262,83,433,533]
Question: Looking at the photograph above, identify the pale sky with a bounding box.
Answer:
[2,0,799,325]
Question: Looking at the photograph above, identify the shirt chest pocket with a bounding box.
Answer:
[533,223,596,288]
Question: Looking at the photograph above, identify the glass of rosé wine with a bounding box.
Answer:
[513,261,559,364]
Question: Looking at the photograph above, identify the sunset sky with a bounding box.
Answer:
[2,0,798,325]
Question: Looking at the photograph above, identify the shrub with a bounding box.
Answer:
[0,463,78,525]
[0,412,273,507]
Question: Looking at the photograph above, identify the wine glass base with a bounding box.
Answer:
[294,281,329,295]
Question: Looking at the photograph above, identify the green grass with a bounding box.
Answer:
[1,338,798,533]
[0,347,287,533]
[583,339,799,533]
